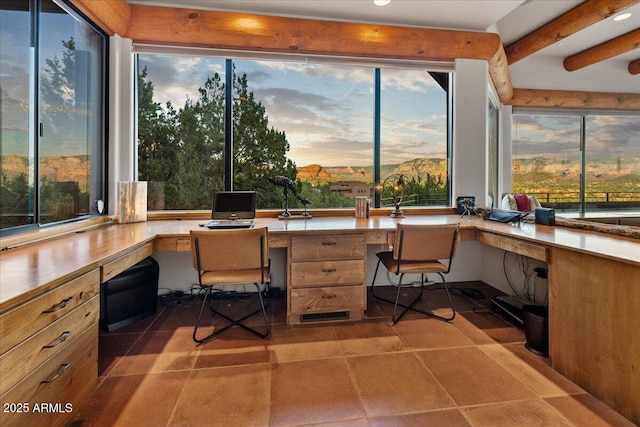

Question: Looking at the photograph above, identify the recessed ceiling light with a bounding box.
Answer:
[613,13,632,21]
[374,0,391,6]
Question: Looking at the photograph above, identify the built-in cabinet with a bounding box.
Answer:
[0,270,100,427]
[288,232,366,324]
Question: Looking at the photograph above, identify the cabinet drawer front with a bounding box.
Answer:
[290,286,365,314]
[291,260,364,288]
[0,269,99,355]
[101,242,153,282]
[0,325,98,427]
[0,296,98,396]
[291,234,364,261]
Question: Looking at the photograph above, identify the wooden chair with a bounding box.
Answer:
[190,227,270,344]
[370,223,459,324]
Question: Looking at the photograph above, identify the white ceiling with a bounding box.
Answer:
[128,0,640,93]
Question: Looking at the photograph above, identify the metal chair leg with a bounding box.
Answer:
[193,284,271,345]
[372,270,456,324]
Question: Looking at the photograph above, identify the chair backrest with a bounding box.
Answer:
[190,227,269,272]
[393,223,459,262]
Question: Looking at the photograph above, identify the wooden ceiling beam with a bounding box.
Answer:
[629,58,640,75]
[509,88,640,111]
[564,28,640,71]
[125,5,513,102]
[505,0,640,64]
[68,0,130,36]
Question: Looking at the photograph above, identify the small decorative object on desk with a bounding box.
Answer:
[456,196,476,218]
[268,175,312,220]
[381,174,407,218]
[118,181,147,223]
[355,196,370,218]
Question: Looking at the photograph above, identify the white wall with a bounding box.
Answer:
[107,35,136,216]
[453,59,490,207]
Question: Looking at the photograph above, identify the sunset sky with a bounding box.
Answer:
[138,54,449,167]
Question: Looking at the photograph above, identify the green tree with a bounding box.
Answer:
[233,72,297,208]
[137,67,297,210]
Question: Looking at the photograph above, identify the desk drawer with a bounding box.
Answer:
[291,234,364,261]
[0,269,99,355]
[0,296,98,395]
[290,286,365,314]
[291,260,364,288]
[101,242,153,282]
[0,325,98,427]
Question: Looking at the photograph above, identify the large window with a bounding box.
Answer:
[137,53,452,211]
[1,0,106,234]
[512,112,640,212]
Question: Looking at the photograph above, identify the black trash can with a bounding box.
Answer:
[100,257,160,331]
[522,304,548,357]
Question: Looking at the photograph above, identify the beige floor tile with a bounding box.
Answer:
[480,343,585,397]
[545,394,637,427]
[109,328,199,376]
[416,346,536,406]
[369,408,472,426]
[170,364,271,427]
[453,311,526,345]
[195,326,271,368]
[98,332,142,377]
[269,324,342,362]
[334,319,406,355]
[462,399,574,427]
[270,358,366,426]
[347,352,454,417]
[72,371,190,427]
[392,317,475,350]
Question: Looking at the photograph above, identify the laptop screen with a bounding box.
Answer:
[211,191,256,220]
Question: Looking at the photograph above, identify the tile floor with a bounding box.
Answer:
[72,282,635,426]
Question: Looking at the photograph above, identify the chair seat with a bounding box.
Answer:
[200,266,270,286]
[377,251,447,275]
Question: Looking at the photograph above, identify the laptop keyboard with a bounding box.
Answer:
[205,219,255,229]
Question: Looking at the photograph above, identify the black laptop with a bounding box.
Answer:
[483,209,528,223]
[205,191,256,229]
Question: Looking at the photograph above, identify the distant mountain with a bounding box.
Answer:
[297,158,448,183]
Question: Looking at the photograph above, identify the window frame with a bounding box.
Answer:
[511,108,640,214]
[0,0,108,237]
[133,47,454,214]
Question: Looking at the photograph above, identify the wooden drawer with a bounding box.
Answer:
[101,242,153,282]
[366,230,390,245]
[154,237,190,252]
[291,260,364,288]
[290,286,365,314]
[0,325,98,427]
[0,269,99,355]
[269,233,290,249]
[478,231,548,262]
[0,296,98,396]
[291,234,364,261]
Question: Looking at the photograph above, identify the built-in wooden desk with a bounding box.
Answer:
[1,215,639,424]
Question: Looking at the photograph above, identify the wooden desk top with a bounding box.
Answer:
[2,215,638,311]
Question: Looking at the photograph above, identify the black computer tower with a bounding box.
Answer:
[100,257,159,331]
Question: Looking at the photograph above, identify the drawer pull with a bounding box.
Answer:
[42,297,73,313]
[41,363,71,384]
[321,268,337,273]
[321,241,337,246]
[322,294,337,300]
[43,331,72,348]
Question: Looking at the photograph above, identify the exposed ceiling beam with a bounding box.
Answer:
[125,5,513,101]
[505,0,640,65]
[629,58,640,75]
[509,88,640,111]
[564,28,640,71]
[69,0,131,36]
